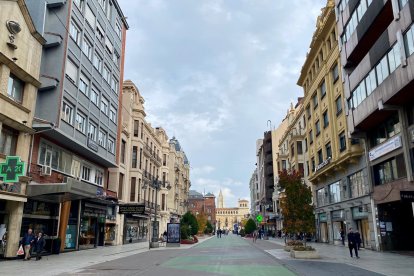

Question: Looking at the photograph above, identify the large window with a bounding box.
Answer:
[373,154,406,186]
[65,58,78,84]
[369,113,400,147]
[108,136,115,154]
[75,112,86,133]
[62,102,73,124]
[93,52,103,73]
[85,5,96,28]
[98,130,106,147]
[0,125,18,156]
[317,188,327,207]
[101,97,108,115]
[297,141,303,155]
[79,74,89,96]
[82,165,91,181]
[325,142,332,158]
[339,132,346,152]
[109,105,116,122]
[88,121,97,141]
[329,182,341,203]
[69,20,81,44]
[103,65,110,83]
[132,146,137,168]
[340,0,372,44]
[7,74,24,103]
[349,170,368,198]
[91,88,99,106]
[81,36,92,59]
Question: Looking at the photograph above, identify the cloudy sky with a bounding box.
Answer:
[118,0,325,207]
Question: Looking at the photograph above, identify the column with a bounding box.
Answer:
[5,201,23,258]
[58,201,71,251]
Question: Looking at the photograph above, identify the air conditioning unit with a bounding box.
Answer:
[40,165,52,176]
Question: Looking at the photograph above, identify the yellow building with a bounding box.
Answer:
[216,191,249,231]
[297,0,371,247]
[0,0,44,258]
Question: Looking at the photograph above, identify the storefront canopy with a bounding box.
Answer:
[27,177,98,203]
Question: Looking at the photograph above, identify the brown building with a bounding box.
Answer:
[188,190,216,225]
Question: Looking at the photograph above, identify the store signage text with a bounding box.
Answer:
[119,204,146,214]
[0,156,25,183]
[369,135,401,161]
[315,157,331,172]
[400,191,414,202]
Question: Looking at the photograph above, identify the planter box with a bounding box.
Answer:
[284,245,293,252]
[290,250,320,259]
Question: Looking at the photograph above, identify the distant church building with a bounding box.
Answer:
[215,190,249,230]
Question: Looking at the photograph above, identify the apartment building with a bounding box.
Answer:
[298,0,374,248]
[337,0,414,251]
[23,0,128,251]
[0,0,44,258]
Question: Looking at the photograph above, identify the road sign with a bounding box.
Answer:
[0,156,25,183]
[256,215,263,223]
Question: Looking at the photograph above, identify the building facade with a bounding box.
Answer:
[298,0,374,249]
[188,190,216,225]
[337,0,414,251]
[0,0,44,258]
[216,195,249,231]
[22,0,128,251]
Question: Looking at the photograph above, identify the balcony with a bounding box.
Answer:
[143,144,162,166]
[143,170,154,181]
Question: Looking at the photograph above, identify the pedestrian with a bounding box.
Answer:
[355,230,362,250]
[340,229,345,246]
[253,230,258,243]
[216,229,220,238]
[21,228,35,261]
[347,228,359,258]
[34,232,45,261]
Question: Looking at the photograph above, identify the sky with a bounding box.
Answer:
[118,0,325,208]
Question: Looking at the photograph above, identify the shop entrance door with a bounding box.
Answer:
[356,219,370,248]
[319,222,328,243]
[98,223,105,246]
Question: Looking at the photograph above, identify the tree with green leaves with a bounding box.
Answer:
[279,170,315,241]
[205,221,213,234]
[181,211,199,236]
[244,218,257,234]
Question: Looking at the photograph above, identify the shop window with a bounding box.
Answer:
[7,74,24,103]
[373,154,406,186]
[0,125,18,156]
[349,170,367,198]
[329,182,341,203]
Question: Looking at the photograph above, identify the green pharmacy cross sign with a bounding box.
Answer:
[256,215,263,223]
[0,156,25,183]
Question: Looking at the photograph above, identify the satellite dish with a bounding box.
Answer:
[6,20,21,35]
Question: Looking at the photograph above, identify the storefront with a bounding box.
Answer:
[79,201,106,249]
[318,213,328,243]
[352,205,370,248]
[104,205,116,245]
[331,210,345,245]
[119,204,148,244]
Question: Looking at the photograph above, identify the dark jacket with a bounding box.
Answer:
[34,236,46,253]
[355,232,362,244]
[347,232,357,247]
[22,233,35,246]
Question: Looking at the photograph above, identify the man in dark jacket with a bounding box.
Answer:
[355,230,362,250]
[347,228,359,258]
[34,232,46,261]
[21,228,35,260]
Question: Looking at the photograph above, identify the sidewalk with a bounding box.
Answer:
[0,236,213,276]
[265,238,414,276]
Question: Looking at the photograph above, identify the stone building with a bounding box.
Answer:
[188,190,216,225]
[216,191,249,231]
[337,0,414,251]
[0,0,44,258]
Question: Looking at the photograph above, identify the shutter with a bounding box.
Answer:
[85,5,96,28]
[65,59,78,83]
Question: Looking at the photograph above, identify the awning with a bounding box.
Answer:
[27,177,98,203]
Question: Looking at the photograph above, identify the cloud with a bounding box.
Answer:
[192,165,216,176]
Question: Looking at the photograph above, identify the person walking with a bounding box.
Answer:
[340,229,345,246]
[355,230,362,250]
[347,228,359,258]
[253,230,258,243]
[21,228,35,261]
[34,232,45,261]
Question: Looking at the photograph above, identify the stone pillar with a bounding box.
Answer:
[58,201,71,251]
[5,201,24,258]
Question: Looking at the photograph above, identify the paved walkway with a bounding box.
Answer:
[0,236,211,276]
[265,237,414,276]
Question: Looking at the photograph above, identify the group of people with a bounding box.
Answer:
[340,228,362,258]
[216,228,229,238]
[20,228,45,261]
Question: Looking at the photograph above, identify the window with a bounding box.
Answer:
[65,60,79,87]
[108,137,115,153]
[312,93,318,109]
[317,149,323,165]
[96,23,104,42]
[317,188,327,207]
[335,96,342,115]
[98,0,106,9]
[91,88,99,106]
[93,52,103,72]
[309,130,313,144]
[106,0,112,19]
[79,74,89,96]
[306,105,311,119]
[320,80,326,98]
[62,102,73,124]
[329,182,341,203]
[111,77,119,93]
[88,121,97,140]
[349,170,367,198]
[376,55,389,84]
[105,37,113,54]
[81,36,92,59]
[0,125,18,155]
[130,177,136,202]
[373,154,406,186]
[113,51,120,67]
[82,165,91,181]
[297,141,303,154]
[399,0,408,9]
[139,148,143,169]
[339,132,346,152]
[69,20,81,44]
[405,25,414,56]
[315,120,321,136]
[332,63,339,82]
[134,120,139,137]
[304,138,308,152]
[101,97,108,115]
[369,113,400,147]
[291,144,295,156]
[75,112,86,133]
[109,105,116,122]
[311,157,315,172]
[132,146,137,168]
[325,142,332,158]
[85,5,96,28]
[98,130,106,147]
[95,170,103,186]
[7,74,24,103]
[323,111,329,128]
[115,20,122,38]
[73,0,83,10]
[120,140,126,164]
[103,65,110,83]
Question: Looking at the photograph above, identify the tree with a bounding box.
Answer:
[181,211,199,236]
[240,218,248,228]
[244,218,257,234]
[196,212,207,234]
[279,170,315,240]
[205,221,213,234]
